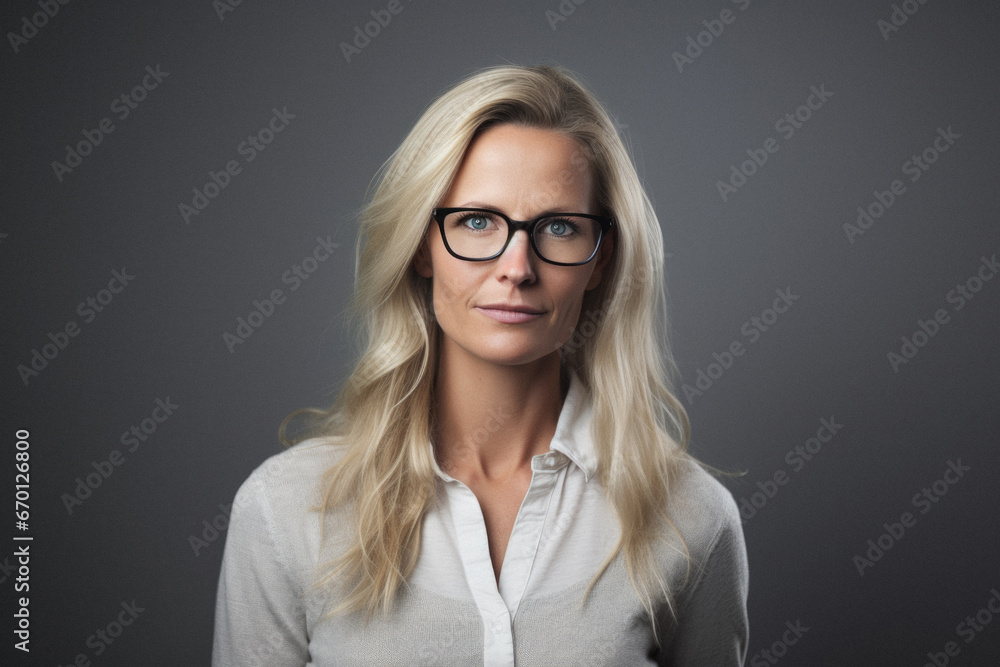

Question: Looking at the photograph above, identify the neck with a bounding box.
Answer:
[432,345,568,483]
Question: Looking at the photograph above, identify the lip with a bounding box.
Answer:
[477,303,545,314]
[476,304,545,323]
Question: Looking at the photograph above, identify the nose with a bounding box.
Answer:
[496,229,537,284]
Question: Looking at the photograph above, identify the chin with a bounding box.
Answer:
[477,343,560,367]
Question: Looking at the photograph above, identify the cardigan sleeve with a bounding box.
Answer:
[658,494,750,666]
[212,464,312,667]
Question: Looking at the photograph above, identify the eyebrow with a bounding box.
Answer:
[453,202,591,216]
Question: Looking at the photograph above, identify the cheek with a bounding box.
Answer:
[430,262,476,319]
[550,283,591,341]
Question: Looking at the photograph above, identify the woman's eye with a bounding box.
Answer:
[540,218,577,236]
[458,214,498,231]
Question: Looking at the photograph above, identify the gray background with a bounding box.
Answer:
[3,0,999,665]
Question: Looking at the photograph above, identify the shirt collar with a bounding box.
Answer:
[428,368,598,483]
[548,368,597,482]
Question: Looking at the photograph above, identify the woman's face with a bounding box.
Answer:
[413,123,613,368]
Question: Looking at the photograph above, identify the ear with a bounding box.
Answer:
[585,227,614,291]
[413,235,433,279]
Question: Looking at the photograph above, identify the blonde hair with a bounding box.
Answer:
[281,63,695,645]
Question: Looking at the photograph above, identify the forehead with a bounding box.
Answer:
[444,124,595,213]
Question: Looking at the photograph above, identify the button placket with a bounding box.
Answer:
[445,482,514,666]
[492,612,508,636]
[499,456,566,622]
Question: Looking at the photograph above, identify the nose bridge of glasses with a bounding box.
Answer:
[503,222,534,257]
[505,215,533,232]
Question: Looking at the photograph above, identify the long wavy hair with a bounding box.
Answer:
[281,63,695,644]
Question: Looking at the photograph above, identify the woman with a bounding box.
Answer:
[212,64,748,666]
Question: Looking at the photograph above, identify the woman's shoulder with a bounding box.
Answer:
[231,436,349,519]
[666,457,744,558]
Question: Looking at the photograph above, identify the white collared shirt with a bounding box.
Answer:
[212,371,748,666]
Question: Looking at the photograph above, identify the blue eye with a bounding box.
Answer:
[538,218,580,238]
[454,212,500,233]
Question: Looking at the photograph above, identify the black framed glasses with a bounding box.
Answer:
[431,207,614,266]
